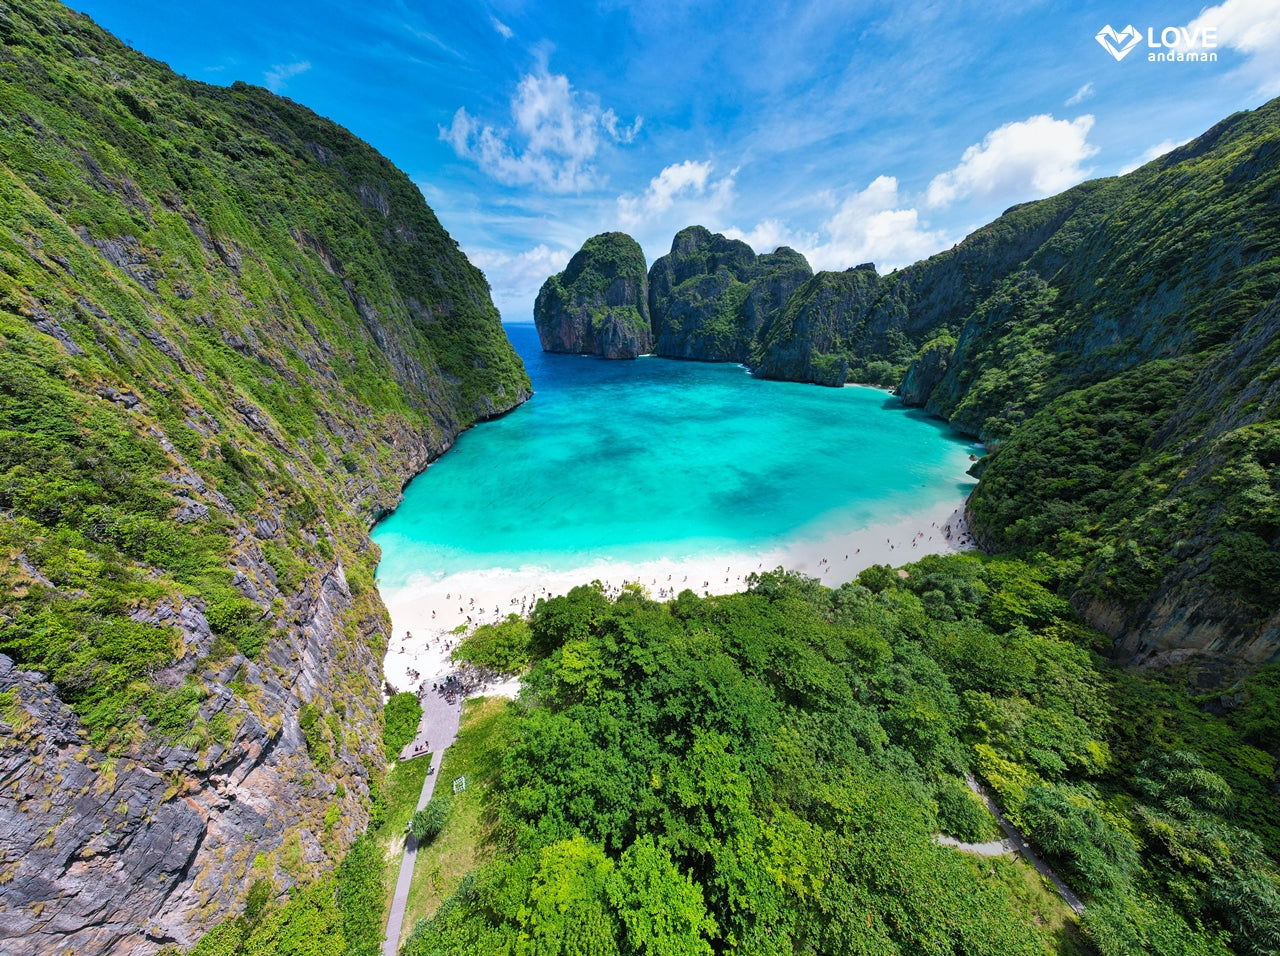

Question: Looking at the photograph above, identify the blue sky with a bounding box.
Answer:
[71,0,1280,320]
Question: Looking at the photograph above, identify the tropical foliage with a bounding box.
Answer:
[399,562,1279,956]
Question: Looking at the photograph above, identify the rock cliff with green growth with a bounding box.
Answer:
[747,187,1098,387]
[536,101,1280,670]
[0,2,529,953]
[534,232,651,359]
[647,225,813,363]
[907,104,1280,671]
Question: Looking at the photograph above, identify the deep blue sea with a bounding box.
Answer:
[372,323,978,590]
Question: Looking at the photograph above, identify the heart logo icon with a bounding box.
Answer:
[1096,24,1143,61]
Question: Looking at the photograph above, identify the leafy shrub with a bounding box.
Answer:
[336,834,385,956]
[383,691,422,759]
[408,795,450,844]
[454,614,532,674]
[299,703,334,771]
[935,776,1000,843]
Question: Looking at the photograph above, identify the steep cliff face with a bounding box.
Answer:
[752,267,883,385]
[0,3,529,953]
[647,226,812,362]
[948,99,1280,668]
[968,288,1280,672]
[897,335,953,406]
[740,187,1095,387]
[534,233,651,359]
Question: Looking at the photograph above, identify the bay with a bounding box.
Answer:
[372,323,978,591]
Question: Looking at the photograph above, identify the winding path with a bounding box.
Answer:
[960,773,1086,915]
[380,690,464,956]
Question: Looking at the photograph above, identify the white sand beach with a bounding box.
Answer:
[379,499,977,695]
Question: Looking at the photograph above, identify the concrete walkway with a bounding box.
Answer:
[963,773,1086,914]
[933,833,1015,856]
[380,689,464,956]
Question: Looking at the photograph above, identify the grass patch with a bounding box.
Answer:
[375,753,432,930]
[962,854,1093,955]
[400,695,514,946]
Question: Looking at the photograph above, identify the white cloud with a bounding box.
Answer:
[617,160,735,230]
[1119,138,1187,175]
[727,177,952,274]
[1065,82,1094,106]
[1180,0,1280,92]
[490,16,514,39]
[440,69,641,192]
[806,176,953,272]
[466,243,576,319]
[264,60,310,92]
[601,108,642,144]
[722,219,814,257]
[723,116,1102,275]
[926,114,1098,208]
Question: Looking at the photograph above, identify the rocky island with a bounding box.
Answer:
[533,232,652,359]
[649,225,813,363]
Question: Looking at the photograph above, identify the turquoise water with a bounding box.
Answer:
[373,324,978,589]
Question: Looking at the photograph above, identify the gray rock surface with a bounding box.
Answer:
[534,233,652,359]
[648,227,812,363]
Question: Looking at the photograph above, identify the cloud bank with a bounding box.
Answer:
[1181,0,1280,93]
[441,69,641,192]
[617,160,735,230]
[926,114,1098,208]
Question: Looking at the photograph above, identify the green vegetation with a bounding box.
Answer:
[181,838,385,956]
[648,226,767,362]
[384,692,424,758]
[398,564,1280,955]
[453,613,532,674]
[0,0,526,761]
[409,796,450,845]
[403,696,513,946]
[374,755,435,913]
[559,233,649,304]
[647,227,816,365]
[180,753,434,956]
[753,266,895,385]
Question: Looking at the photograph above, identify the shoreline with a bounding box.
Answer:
[378,497,977,695]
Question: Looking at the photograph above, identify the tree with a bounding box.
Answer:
[608,836,716,956]
[516,837,620,956]
[409,795,450,845]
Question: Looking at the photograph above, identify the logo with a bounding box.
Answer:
[1096,24,1142,60]
[1095,23,1219,63]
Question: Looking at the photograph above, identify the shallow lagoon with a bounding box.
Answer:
[373,323,978,591]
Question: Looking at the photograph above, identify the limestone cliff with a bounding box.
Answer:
[647,226,812,362]
[897,335,954,406]
[752,267,883,385]
[0,3,530,953]
[534,233,652,359]
[747,189,1095,386]
[935,103,1280,669]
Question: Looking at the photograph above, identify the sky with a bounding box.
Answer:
[70,0,1280,320]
